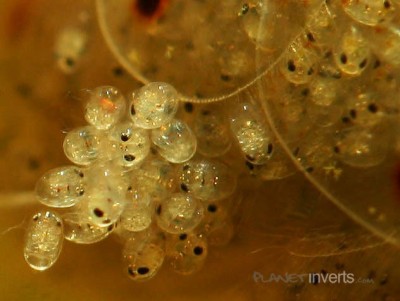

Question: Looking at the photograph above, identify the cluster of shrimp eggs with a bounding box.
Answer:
[24,0,400,280]
[24,82,245,280]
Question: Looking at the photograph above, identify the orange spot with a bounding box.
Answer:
[100,98,117,113]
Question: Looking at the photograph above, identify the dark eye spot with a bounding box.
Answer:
[333,146,340,154]
[384,0,391,9]
[65,57,75,67]
[306,166,314,173]
[349,109,357,119]
[93,208,104,218]
[287,60,296,72]
[112,66,124,77]
[359,58,368,69]
[307,67,314,75]
[130,104,136,116]
[368,103,378,113]
[267,143,273,154]
[180,183,189,192]
[306,32,315,42]
[220,74,231,82]
[184,102,193,113]
[124,154,136,162]
[193,246,204,256]
[156,205,162,215]
[179,233,187,240]
[135,0,161,17]
[207,204,217,213]
[121,133,129,142]
[137,267,150,275]
[340,53,347,64]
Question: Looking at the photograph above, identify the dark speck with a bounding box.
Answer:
[287,60,296,72]
[93,208,104,218]
[124,154,135,162]
[179,233,187,240]
[340,53,348,64]
[136,0,161,17]
[359,58,368,69]
[184,102,194,113]
[207,204,217,213]
[180,183,189,192]
[137,267,150,275]
[368,103,378,113]
[112,66,124,77]
[220,74,231,82]
[193,246,204,256]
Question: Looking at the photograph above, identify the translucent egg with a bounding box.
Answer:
[131,158,177,200]
[230,101,273,165]
[35,166,85,208]
[156,193,204,234]
[344,93,384,127]
[123,237,165,281]
[198,202,234,246]
[167,232,208,275]
[84,163,128,227]
[279,39,317,84]
[63,126,104,165]
[342,0,395,26]
[63,212,114,244]
[54,27,87,74]
[309,76,339,107]
[121,188,153,232]
[24,211,64,271]
[151,119,197,163]
[334,124,389,168]
[193,109,232,158]
[334,26,371,76]
[85,86,127,130]
[129,82,179,129]
[179,159,237,202]
[108,121,150,168]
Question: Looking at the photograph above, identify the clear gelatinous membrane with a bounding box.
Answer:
[156,193,204,234]
[63,125,104,165]
[151,119,197,163]
[85,86,127,130]
[24,211,64,271]
[179,158,237,202]
[129,82,179,129]
[122,236,165,281]
[193,109,232,158]
[230,100,273,165]
[167,232,208,275]
[108,121,151,168]
[333,26,371,76]
[35,166,85,208]
[279,39,318,85]
[63,211,114,244]
[334,124,390,168]
[342,0,395,26]
[54,27,88,74]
